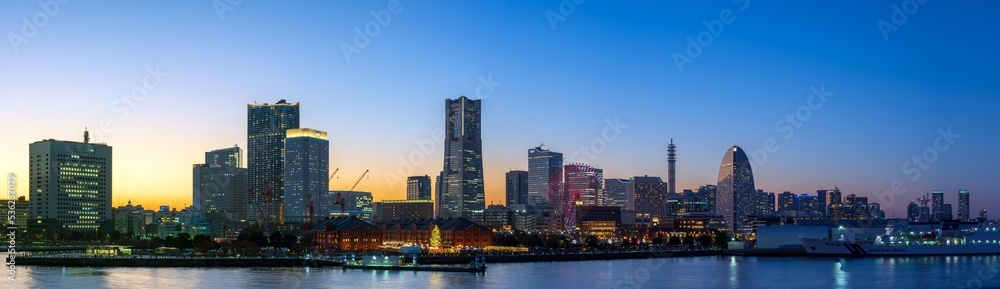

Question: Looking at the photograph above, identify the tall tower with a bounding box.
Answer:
[717,145,756,236]
[931,190,944,222]
[958,189,970,221]
[247,99,300,225]
[29,130,113,231]
[441,96,485,219]
[667,139,677,194]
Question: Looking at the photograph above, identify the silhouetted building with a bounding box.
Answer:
[667,139,677,194]
[797,194,819,214]
[505,170,528,206]
[942,203,953,221]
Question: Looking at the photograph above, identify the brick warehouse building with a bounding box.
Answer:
[310,216,382,251]
[383,217,493,248]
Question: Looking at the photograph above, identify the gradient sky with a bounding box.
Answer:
[1,1,998,218]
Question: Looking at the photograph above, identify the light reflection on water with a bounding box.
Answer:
[4,253,1000,289]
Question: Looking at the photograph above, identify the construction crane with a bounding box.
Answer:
[344,170,369,192]
[251,156,295,231]
[334,170,369,213]
[307,168,340,225]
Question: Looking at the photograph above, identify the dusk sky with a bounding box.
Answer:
[1,1,998,217]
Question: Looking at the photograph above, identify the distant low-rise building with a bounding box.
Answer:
[480,204,511,230]
[373,200,434,224]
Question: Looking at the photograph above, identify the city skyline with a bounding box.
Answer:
[2,1,998,219]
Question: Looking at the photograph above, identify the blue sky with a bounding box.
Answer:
[1,1,998,217]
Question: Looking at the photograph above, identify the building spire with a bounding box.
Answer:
[667,138,677,194]
[84,127,90,144]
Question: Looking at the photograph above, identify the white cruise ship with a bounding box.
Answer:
[801,223,1000,256]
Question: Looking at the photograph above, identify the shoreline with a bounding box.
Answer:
[6,249,815,267]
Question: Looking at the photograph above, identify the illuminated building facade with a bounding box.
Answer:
[29,130,112,231]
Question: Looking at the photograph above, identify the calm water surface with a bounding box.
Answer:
[5,253,1000,288]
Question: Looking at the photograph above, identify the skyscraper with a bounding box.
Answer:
[932,189,944,222]
[667,139,677,194]
[528,145,563,207]
[716,145,756,235]
[604,178,630,210]
[441,96,485,219]
[29,129,112,231]
[247,99,300,224]
[283,128,329,224]
[959,189,970,221]
[505,170,529,206]
[627,176,668,218]
[407,176,432,201]
[193,146,248,222]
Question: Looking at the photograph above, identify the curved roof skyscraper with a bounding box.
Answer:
[717,145,756,236]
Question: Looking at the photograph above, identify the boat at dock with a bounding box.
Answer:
[341,253,486,273]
